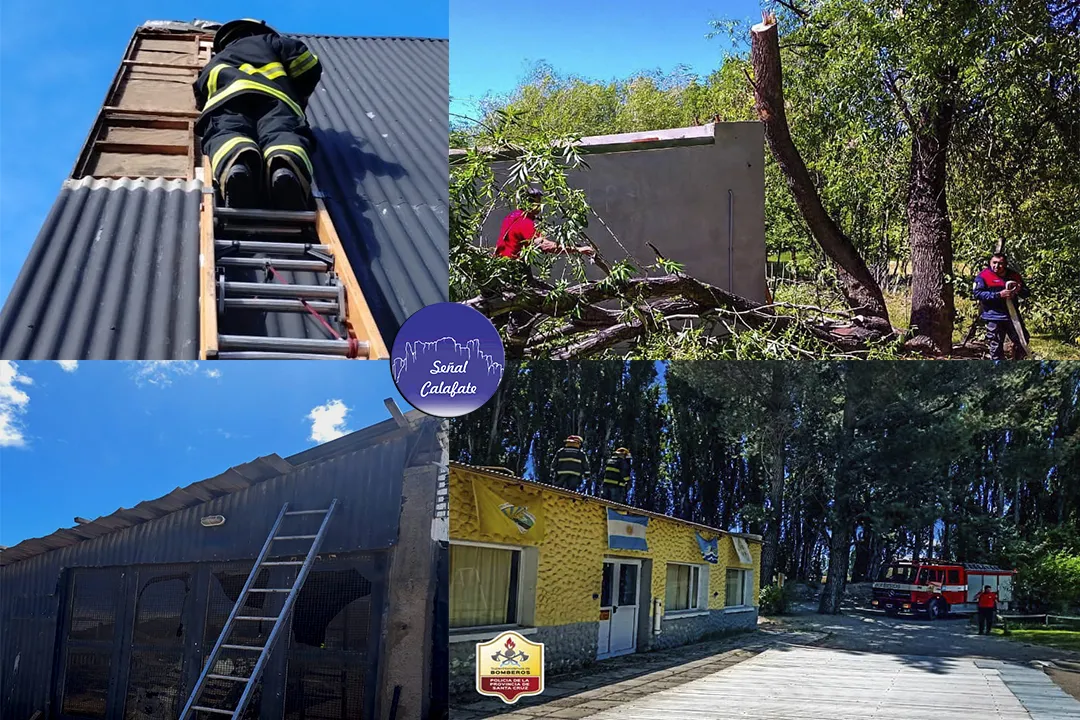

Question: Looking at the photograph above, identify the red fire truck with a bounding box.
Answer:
[871,561,1016,620]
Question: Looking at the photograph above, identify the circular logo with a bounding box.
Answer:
[391,303,505,417]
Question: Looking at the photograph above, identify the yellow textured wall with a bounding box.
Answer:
[450,466,761,627]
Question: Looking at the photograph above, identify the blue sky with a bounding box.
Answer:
[0,0,448,309]
[449,0,758,121]
[0,360,408,546]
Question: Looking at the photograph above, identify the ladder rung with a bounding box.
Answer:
[285,509,332,515]
[192,707,234,715]
[207,673,250,682]
[218,225,304,236]
[217,256,331,272]
[222,298,339,314]
[216,352,348,360]
[222,644,265,651]
[275,534,318,539]
[247,588,292,593]
[218,335,361,357]
[216,206,317,224]
[215,240,332,256]
[223,281,339,299]
[262,561,304,566]
[235,615,280,621]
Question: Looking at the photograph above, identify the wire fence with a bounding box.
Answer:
[998,614,1080,630]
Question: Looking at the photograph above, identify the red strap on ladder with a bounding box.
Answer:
[265,265,360,358]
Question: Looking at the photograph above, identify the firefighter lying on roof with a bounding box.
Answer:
[193,19,322,211]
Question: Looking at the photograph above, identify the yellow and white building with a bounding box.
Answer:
[448,463,762,690]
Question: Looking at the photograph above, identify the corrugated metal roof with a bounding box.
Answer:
[0,178,203,359]
[0,34,447,359]
[0,412,437,567]
[0,455,292,566]
[450,461,763,541]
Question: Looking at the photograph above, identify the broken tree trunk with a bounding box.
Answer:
[750,14,892,337]
[906,76,958,354]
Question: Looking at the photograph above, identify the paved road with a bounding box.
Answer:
[585,646,1080,720]
[774,606,1080,664]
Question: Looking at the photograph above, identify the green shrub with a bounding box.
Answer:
[1015,551,1080,613]
[759,583,793,615]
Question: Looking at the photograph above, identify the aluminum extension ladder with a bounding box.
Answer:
[198,162,389,360]
[179,500,338,719]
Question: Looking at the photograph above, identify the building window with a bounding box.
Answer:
[450,544,520,629]
[665,564,704,612]
[725,568,753,607]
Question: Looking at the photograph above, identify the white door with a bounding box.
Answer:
[598,559,640,659]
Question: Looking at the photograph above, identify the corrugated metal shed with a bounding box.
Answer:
[0,34,448,359]
[0,413,441,717]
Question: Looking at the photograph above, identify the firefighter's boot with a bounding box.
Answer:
[269,165,308,212]
[223,163,258,209]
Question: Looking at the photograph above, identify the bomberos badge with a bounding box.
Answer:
[475,630,544,703]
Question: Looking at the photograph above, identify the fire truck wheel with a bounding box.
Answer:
[926,600,941,621]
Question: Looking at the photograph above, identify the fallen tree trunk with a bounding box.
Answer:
[750,14,892,336]
[465,271,877,359]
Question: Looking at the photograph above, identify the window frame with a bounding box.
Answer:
[724,567,755,610]
[448,540,527,636]
[664,562,709,617]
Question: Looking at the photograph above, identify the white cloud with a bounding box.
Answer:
[307,399,351,443]
[56,360,78,372]
[205,368,221,379]
[0,361,34,448]
[130,361,199,387]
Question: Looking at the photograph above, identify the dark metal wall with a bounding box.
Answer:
[0,435,414,719]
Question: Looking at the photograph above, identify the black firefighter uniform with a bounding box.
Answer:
[552,445,590,489]
[193,21,322,208]
[602,454,631,504]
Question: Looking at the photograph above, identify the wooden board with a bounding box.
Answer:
[87,152,188,178]
[101,126,189,145]
[199,159,218,359]
[314,199,389,359]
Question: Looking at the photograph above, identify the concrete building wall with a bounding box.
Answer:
[480,123,767,303]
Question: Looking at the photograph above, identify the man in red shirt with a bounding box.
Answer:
[976,585,998,635]
[495,188,596,260]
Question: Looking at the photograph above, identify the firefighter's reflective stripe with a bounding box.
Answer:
[263,144,313,177]
[211,136,259,176]
[288,50,319,76]
[238,61,287,80]
[556,469,583,477]
[208,64,229,97]
[203,78,304,117]
[603,464,627,485]
[560,457,584,464]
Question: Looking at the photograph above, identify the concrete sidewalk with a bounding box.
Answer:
[450,629,826,719]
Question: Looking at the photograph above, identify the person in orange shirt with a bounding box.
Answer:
[976,585,998,635]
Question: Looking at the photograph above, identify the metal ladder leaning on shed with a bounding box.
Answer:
[199,157,389,360]
[179,500,338,718]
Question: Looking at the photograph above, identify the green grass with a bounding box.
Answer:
[994,627,1080,652]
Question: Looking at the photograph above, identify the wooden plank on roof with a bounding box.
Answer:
[200,157,219,360]
[314,199,390,359]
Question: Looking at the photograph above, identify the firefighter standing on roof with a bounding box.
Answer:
[193,19,322,211]
[552,435,589,490]
[601,448,632,504]
[976,585,998,635]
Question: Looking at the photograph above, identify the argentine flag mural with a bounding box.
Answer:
[607,508,649,550]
